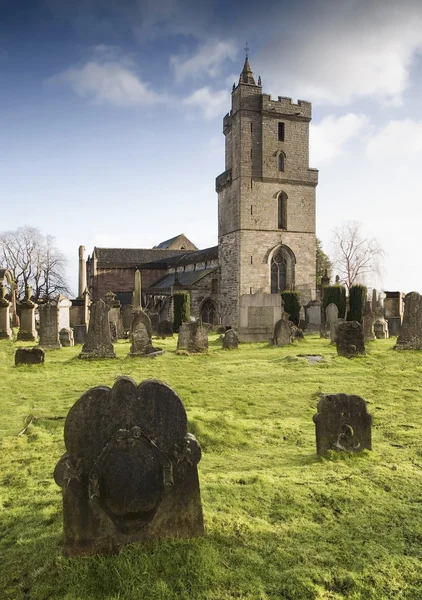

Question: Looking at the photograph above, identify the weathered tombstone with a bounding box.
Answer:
[395,291,422,349]
[304,300,322,332]
[371,289,377,312]
[325,303,338,324]
[70,290,90,344]
[109,322,117,343]
[17,286,38,342]
[54,376,204,556]
[387,317,401,337]
[148,312,160,334]
[15,347,45,366]
[129,310,162,357]
[330,318,345,343]
[156,319,174,338]
[122,304,134,333]
[38,302,61,349]
[374,318,389,339]
[298,306,306,330]
[313,393,372,454]
[57,295,72,330]
[362,312,376,342]
[222,328,239,349]
[177,321,208,353]
[336,321,365,357]
[0,282,12,339]
[59,327,75,347]
[79,300,116,359]
[273,319,292,346]
[104,291,124,339]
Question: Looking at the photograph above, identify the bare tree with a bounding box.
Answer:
[0,226,72,300]
[330,221,384,291]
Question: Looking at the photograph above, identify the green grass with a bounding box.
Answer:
[1,334,422,599]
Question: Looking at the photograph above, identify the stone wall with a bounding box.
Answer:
[90,267,166,302]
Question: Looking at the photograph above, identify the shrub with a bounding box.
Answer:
[281,291,301,325]
[322,285,346,318]
[347,285,367,323]
[173,292,190,332]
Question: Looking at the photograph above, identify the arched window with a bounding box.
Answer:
[201,299,218,325]
[278,193,287,229]
[270,245,295,293]
[278,152,285,172]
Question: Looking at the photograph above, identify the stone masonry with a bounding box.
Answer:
[217,58,317,330]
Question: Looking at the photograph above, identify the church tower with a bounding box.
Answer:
[216,56,318,329]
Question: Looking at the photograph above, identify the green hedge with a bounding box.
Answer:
[173,291,190,332]
[347,285,367,323]
[322,285,346,318]
[281,291,301,325]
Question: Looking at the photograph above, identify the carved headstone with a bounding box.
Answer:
[17,286,37,342]
[374,318,389,339]
[325,303,338,324]
[313,393,372,454]
[59,327,75,347]
[54,377,204,556]
[0,282,12,339]
[156,319,174,338]
[304,300,322,332]
[38,302,61,349]
[222,328,239,349]
[362,312,377,342]
[79,300,116,359]
[15,347,45,366]
[395,292,422,349]
[273,319,292,346]
[336,321,365,357]
[129,310,162,357]
[177,321,208,353]
[330,318,345,343]
[122,304,134,332]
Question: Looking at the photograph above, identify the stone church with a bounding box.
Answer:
[84,57,318,338]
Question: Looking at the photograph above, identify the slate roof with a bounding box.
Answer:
[147,266,219,292]
[141,246,218,269]
[93,247,194,268]
[154,234,198,250]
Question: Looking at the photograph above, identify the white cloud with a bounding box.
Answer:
[183,87,230,120]
[171,39,237,82]
[310,113,368,164]
[256,0,422,106]
[366,119,422,162]
[51,56,165,107]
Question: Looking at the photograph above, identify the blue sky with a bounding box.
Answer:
[2,0,422,295]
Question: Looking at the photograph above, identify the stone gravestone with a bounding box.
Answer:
[325,303,338,325]
[222,328,239,349]
[0,282,12,339]
[15,347,45,366]
[60,327,75,347]
[313,393,372,454]
[54,376,204,556]
[122,304,134,334]
[38,302,61,349]
[129,310,162,357]
[57,295,72,330]
[156,319,174,338]
[330,318,345,343]
[336,321,365,357]
[79,300,116,359]
[304,300,322,332]
[17,286,38,342]
[374,318,389,339]
[395,292,422,349]
[273,319,292,346]
[362,312,377,342]
[177,321,208,353]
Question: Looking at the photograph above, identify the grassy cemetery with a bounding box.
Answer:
[2,333,422,600]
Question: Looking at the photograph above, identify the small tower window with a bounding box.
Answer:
[278,193,287,229]
[278,152,285,172]
[278,122,285,141]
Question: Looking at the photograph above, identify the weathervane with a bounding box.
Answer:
[244,42,250,58]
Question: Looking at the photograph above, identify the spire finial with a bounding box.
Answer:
[244,41,250,59]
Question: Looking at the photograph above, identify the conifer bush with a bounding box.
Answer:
[281,291,301,325]
[322,285,346,318]
[347,284,367,323]
[173,291,190,332]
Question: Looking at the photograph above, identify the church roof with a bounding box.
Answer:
[154,233,198,250]
[93,247,192,268]
[147,266,219,292]
[141,246,218,268]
